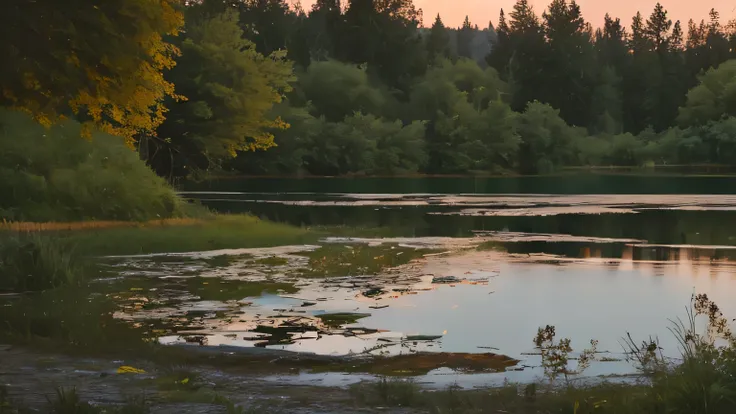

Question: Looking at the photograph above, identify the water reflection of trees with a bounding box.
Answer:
[197,200,736,247]
[603,245,736,278]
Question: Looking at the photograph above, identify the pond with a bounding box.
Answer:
[110,174,736,384]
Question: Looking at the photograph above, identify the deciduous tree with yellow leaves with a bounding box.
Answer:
[0,0,184,146]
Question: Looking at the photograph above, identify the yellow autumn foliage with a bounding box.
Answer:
[0,0,185,145]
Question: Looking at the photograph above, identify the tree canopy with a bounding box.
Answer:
[3,0,736,179]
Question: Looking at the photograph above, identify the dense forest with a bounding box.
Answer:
[2,0,736,180]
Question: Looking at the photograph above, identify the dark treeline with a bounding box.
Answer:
[194,0,736,176]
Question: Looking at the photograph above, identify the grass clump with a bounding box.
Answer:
[0,234,91,292]
[350,378,420,407]
[46,388,150,414]
[0,109,188,222]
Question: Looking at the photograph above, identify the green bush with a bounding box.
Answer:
[0,109,185,222]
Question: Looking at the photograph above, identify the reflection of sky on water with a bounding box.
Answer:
[113,187,736,382]
[122,239,736,383]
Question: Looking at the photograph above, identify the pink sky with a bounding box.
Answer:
[298,0,735,28]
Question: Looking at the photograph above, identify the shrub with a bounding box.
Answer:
[0,109,185,222]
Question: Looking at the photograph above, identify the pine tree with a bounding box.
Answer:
[670,20,683,51]
[708,8,721,35]
[457,15,475,59]
[427,14,451,64]
[307,0,343,60]
[541,0,596,126]
[510,0,540,33]
[506,0,546,112]
[686,19,704,48]
[487,9,513,78]
[629,12,650,54]
[645,2,672,53]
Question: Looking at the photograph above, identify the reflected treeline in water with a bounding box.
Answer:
[189,197,736,247]
[504,242,736,264]
[183,174,736,195]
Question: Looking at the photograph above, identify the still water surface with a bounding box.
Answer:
[125,175,736,383]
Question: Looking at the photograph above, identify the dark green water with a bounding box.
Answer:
[183,173,736,195]
[182,175,736,249]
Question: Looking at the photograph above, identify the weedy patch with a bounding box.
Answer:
[299,243,434,278]
[0,234,93,292]
[350,378,420,407]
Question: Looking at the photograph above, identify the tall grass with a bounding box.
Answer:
[0,218,204,232]
[0,234,89,292]
[0,109,188,222]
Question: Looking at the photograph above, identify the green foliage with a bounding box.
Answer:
[410,59,516,173]
[427,15,452,64]
[6,0,736,184]
[515,102,583,174]
[297,61,387,122]
[150,5,294,177]
[678,60,736,127]
[0,235,89,292]
[0,109,183,222]
[234,101,426,176]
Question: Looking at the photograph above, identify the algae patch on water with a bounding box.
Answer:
[185,278,298,301]
[299,243,433,278]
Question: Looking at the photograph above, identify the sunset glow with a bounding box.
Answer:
[299,0,736,29]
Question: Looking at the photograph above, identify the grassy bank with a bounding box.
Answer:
[0,214,314,293]
[1,214,312,257]
[55,214,313,256]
